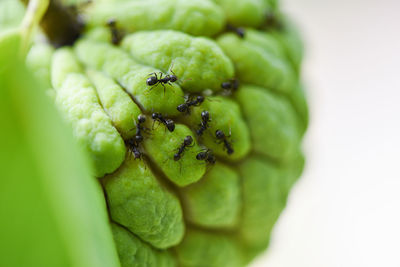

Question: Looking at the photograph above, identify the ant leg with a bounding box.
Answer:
[150,84,158,91]
[168,81,176,88]
[187,142,195,148]
[142,126,152,135]
[148,72,158,79]
[145,82,160,95]
[207,97,221,103]
[165,82,179,98]
[126,126,135,135]
[169,61,175,74]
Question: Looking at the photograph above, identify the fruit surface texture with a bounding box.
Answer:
[23,0,309,265]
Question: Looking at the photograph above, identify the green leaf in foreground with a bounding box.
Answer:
[0,31,120,267]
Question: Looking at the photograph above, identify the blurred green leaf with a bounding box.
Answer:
[0,0,25,32]
[0,31,120,267]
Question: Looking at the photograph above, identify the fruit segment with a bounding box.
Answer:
[75,39,184,115]
[236,85,299,160]
[86,69,142,140]
[26,43,54,90]
[241,28,285,57]
[52,48,126,177]
[213,0,271,27]
[143,124,205,187]
[217,32,297,94]
[269,16,304,73]
[237,158,286,254]
[122,30,235,92]
[103,158,185,249]
[184,96,251,161]
[175,229,243,267]
[111,223,176,267]
[85,0,225,37]
[180,163,241,228]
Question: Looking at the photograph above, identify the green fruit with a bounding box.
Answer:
[21,0,308,266]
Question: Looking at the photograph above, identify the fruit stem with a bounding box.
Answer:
[20,0,84,48]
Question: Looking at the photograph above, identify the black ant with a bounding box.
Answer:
[215,129,234,155]
[146,69,178,94]
[196,149,216,164]
[126,139,142,159]
[196,110,211,136]
[177,95,205,114]
[174,136,194,161]
[151,112,175,132]
[125,114,148,160]
[227,24,246,38]
[221,78,240,91]
[133,114,149,144]
[106,18,124,45]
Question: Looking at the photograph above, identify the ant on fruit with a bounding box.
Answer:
[196,148,216,164]
[196,110,211,136]
[133,114,149,144]
[106,18,124,45]
[151,112,175,132]
[177,95,205,115]
[146,65,178,94]
[125,114,148,160]
[174,136,194,161]
[221,78,240,92]
[227,24,246,38]
[215,129,234,155]
[126,139,142,160]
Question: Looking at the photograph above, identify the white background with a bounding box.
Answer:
[252,0,400,266]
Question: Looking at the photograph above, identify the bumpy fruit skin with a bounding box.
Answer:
[27,0,308,266]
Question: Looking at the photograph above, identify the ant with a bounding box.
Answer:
[126,139,142,159]
[221,78,240,91]
[177,95,205,114]
[196,110,211,136]
[106,18,124,45]
[133,114,149,144]
[227,24,246,38]
[146,68,178,94]
[174,136,194,161]
[215,129,234,155]
[125,114,148,160]
[151,112,175,132]
[196,149,216,164]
